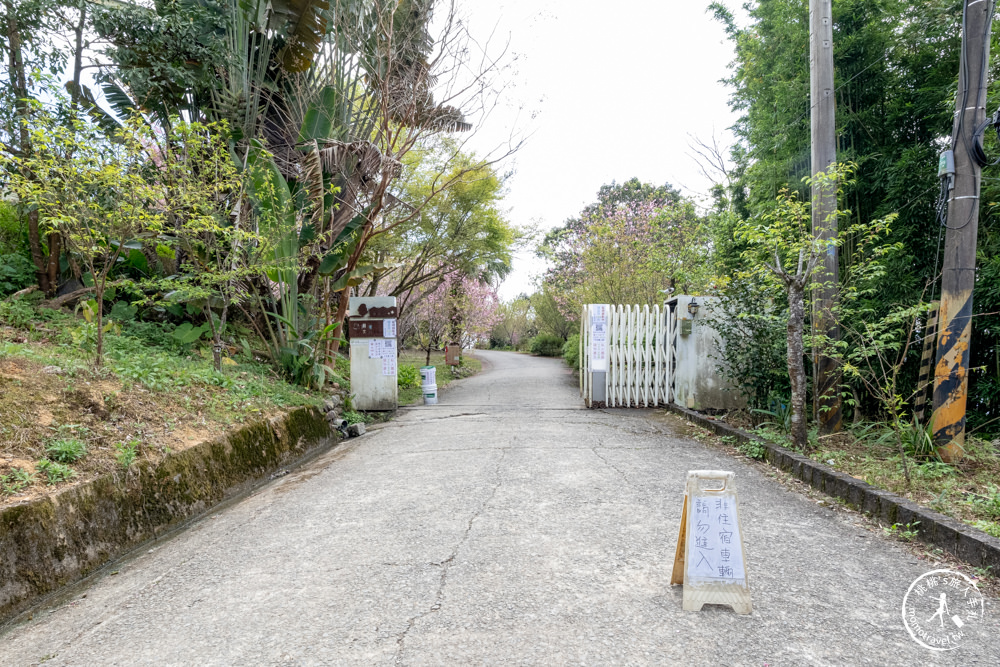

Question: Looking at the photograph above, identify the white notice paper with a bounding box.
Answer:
[383,318,397,338]
[382,354,397,376]
[686,495,746,584]
[368,340,382,358]
[381,339,396,355]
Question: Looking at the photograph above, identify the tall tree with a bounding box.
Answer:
[712,0,999,434]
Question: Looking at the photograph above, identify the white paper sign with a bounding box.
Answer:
[381,338,396,355]
[686,495,746,584]
[589,304,609,372]
[382,354,397,376]
[368,339,381,358]
[383,318,397,338]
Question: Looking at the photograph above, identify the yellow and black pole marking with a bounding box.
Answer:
[932,291,974,461]
[913,302,939,425]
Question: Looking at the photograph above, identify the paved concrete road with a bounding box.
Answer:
[2,350,998,666]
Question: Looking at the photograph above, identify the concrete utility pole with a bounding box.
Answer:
[809,0,841,434]
[932,0,992,463]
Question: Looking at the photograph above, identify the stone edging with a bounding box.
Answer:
[0,406,336,626]
[665,403,1000,573]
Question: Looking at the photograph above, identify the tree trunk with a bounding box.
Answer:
[5,4,52,294]
[45,231,60,292]
[448,278,464,345]
[786,281,808,449]
[94,284,104,369]
[70,4,85,108]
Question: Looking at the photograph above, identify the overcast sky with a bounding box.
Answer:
[456,0,743,299]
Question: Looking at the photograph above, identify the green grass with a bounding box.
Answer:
[36,459,77,485]
[397,349,482,407]
[1,467,35,496]
[740,418,1000,540]
[45,438,87,463]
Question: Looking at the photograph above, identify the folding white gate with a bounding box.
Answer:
[580,304,676,408]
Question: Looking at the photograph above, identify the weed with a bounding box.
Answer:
[967,485,1000,520]
[737,439,768,460]
[883,521,921,542]
[972,520,1000,539]
[0,299,35,329]
[45,438,87,463]
[342,410,375,424]
[858,419,939,461]
[113,354,178,391]
[36,459,77,485]
[1,466,35,495]
[972,565,995,579]
[397,363,420,389]
[912,461,955,481]
[929,488,951,513]
[752,394,792,433]
[114,439,140,468]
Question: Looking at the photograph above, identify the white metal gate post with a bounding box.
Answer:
[580,305,588,403]
[582,304,610,407]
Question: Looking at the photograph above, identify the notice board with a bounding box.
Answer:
[670,470,752,614]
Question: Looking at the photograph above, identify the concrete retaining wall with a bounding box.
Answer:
[0,406,336,625]
[666,404,1000,573]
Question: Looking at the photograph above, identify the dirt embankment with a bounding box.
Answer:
[0,405,337,626]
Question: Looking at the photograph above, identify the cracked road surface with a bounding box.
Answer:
[2,350,998,665]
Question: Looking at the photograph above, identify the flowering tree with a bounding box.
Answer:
[539,179,713,320]
[400,271,501,365]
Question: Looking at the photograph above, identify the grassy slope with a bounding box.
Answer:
[0,298,328,507]
[0,297,486,505]
[741,419,1000,541]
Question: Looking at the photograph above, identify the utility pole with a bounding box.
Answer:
[932,0,992,463]
[809,0,841,434]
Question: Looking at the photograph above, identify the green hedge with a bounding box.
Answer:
[529,333,564,357]
[562,334,580,370]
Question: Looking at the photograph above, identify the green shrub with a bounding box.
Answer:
[46,438,88,463]
[342,410,372,425]
[0,298,35,329]
[737,439,768,460]
[0,201,23,254]
[710,277,789,410]
[562,334,580,370]
[36,459,77,485]
[529,333,564,357]
[0,252,35,296]
[397,363,420,389]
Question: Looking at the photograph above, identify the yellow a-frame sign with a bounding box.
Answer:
[671,470,752,614]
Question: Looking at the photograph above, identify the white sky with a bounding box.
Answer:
[456,0,743,300]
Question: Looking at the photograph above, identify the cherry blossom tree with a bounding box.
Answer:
[400,270,501,365]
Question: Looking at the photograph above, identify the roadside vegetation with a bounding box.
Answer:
[1,0,514,506]
[477,1,1000,544]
